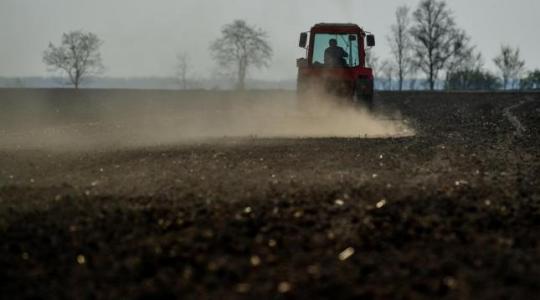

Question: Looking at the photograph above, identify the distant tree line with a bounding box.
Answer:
[520,70,540,90]
[42,21,272,90]
[41,0,537,91]
[382,0,539,91]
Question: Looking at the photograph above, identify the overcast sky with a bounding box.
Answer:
[1,0,539,80]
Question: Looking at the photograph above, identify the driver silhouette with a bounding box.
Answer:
[324,39,348,67]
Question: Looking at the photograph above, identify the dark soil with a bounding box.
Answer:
[1,90,539,299]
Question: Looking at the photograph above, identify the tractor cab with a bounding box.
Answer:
[297,23,376,107]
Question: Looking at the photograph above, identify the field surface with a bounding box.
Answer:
[1,89,539,299]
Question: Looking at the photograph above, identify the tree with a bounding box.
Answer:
[410,0,470,90]
[43,31,104,89]
[445,50,482,88]
[445,51,501,90]
[493,45,525,90]
[210,20,272,90]
[388,5,412,91]
[408,64,420,90]
[379,60,395,90]
[446,69,500,90]
[14,78,25,88]
[176,53,189,90]
[520,70,540,90]
[365,49,379,74]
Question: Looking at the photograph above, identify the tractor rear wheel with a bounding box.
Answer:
[355,78,374,111]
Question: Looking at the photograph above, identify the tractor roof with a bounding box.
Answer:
[311,23,365,33]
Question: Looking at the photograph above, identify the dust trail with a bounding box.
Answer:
[0,90,413,150]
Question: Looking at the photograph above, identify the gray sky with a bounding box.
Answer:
[1,0,539,80]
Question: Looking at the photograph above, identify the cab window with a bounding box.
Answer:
[311,33,360,67]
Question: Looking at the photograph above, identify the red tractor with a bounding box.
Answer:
[297,23,376,108]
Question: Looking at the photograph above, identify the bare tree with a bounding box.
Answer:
[445,49,481,88]
[520,70,540,90]
[14,78,25,88]
[388,5,412,91]
[493,45,525,90]
[43,31,104,89]
[210,20,272,90]
[448,50,482,73]
[379,60,396,91]
[176,53,189,90]
[365,49,379,74]
[408,64,419,90]
[410,0,470,90]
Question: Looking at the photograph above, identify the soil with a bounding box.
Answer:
[0,90,539,299]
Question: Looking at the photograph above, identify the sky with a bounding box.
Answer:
[1,0,539,80]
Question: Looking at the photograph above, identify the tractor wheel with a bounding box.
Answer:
[355,78,374,111]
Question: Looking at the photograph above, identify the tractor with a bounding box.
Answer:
[296,23,376,109]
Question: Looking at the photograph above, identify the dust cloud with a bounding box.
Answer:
[0,90,413,150]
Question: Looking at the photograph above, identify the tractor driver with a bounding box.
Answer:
[324,39,348,67]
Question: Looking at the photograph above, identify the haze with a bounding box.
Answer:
[1,0,539,80]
